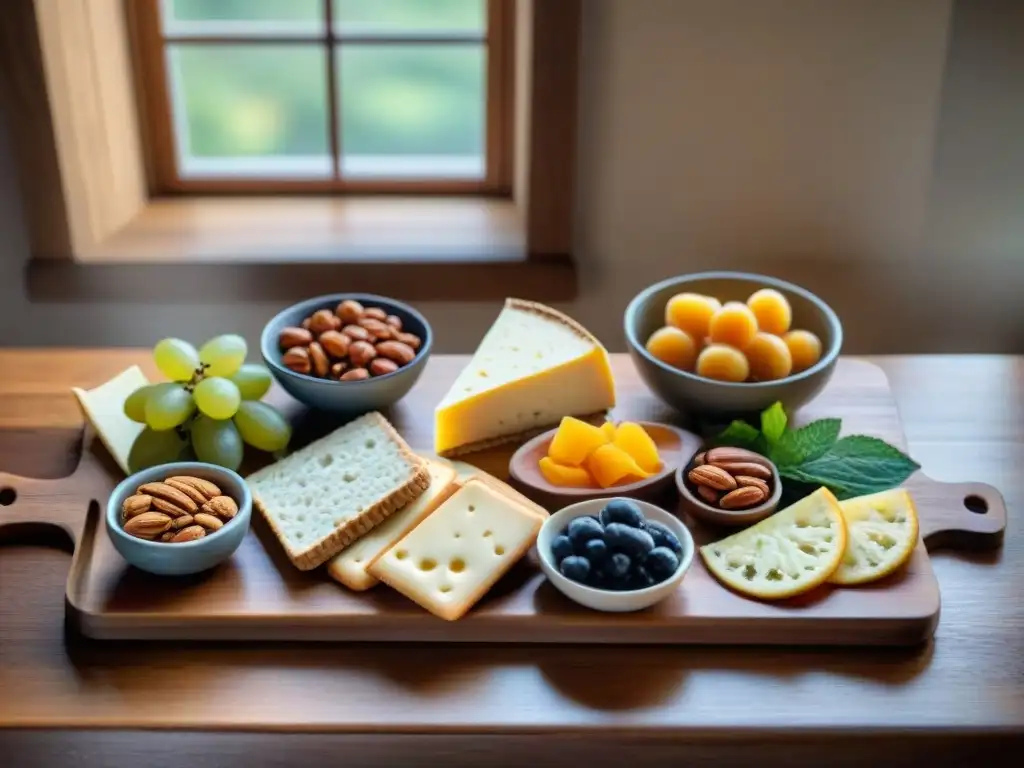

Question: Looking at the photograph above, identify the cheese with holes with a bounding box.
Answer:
[436,458,549,520]
[367,478,543,621]
[327,459,459,591]
[72,366,150,475]
[434,298,616,456]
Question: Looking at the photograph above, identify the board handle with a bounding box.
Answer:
[0,470,90,550]
[908,474,1007,551]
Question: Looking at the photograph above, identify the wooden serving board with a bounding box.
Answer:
[0,358,1007,645]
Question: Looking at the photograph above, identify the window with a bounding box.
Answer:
[133,0,514,193]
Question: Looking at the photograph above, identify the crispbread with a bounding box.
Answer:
[327,459,459,590]
[246,411,429,571]
[437,458,550,520]
[367,478,543,621]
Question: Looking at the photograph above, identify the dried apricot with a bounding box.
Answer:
[708,302,759,349]
[613,422,662,473]
[665,293,721,340]
[744,332,793,381]
[586,444,650,489]
[783,330,823,373]
[645,326,699,370]
[600,421,617,441]
[696,344,750,382]
[747,289,792,335]
[548,416,609,467]
[539,457,595,488]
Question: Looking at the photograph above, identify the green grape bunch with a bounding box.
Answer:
[123,334,291,472]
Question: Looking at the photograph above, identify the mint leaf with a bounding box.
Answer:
[760,401,787,447]
[779,435,920,500]
[715,420,762,452]
[772,418,841,467]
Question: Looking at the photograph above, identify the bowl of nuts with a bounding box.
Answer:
[106,462,252,576]
[260,293,432,414]
[675,447,781,527]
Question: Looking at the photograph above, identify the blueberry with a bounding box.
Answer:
[567,516,604,552]
[559,555,591,583]
[600,499,645,528]
[645,546,680,582]
[584,538,609,566]
[630,565,656,589]
[604,522,656,560]
[551,534,574,564]
[645,521,683,555]
[607,552,632,580]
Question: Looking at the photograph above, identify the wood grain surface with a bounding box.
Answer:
[0,351,1021,762]
[0,358,1001,646]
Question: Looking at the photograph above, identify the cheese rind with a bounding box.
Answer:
[71,366,150,476]
[434,299,616,456]
[367,478,543,621]
[327,460,459,591]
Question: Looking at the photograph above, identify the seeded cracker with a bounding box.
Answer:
[246,411,429,571]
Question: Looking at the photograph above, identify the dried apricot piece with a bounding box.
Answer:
[613,422,662,473]
[539,457,595,488]
[708,302,759,349]
[744,332,793,381]
[548,416,609,467]
[696,344,750,382]
[665,293,721,339]
[783,330,823,373]
[600,421,617,441]
[746,289,792,335]
[586,444,650,489]
[645,326,699,371]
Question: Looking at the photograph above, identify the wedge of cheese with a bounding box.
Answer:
[72,366,150,475]
[434,299,616,456]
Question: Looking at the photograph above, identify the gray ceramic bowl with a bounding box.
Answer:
[624,272,842,418]
[676,453,782,527]
[261,293,432,414]
[106,462,252,576]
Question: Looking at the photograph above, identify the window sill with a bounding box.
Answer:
[27,197,577,302]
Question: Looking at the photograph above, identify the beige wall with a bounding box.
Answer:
[1,0,1022,353]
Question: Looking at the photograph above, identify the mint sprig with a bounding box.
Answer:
[715,403,919,500]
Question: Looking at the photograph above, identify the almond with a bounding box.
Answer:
[340,368,370,381]
[330,361,347,379]
[369,358,398,376]
[362,307,388,321]
[318,330,350,359]
[171,514,195,530]
[712,461,773,480]
[278,326,312,350]
[194,513,224,531]
[395,332,421,350]
[152,497,192,518]
[301,317,311,330]
[335,299,364,324]
[705,447,772,469]
[385,314,402,330]
[124,511,172,539]
[201,495,238,521]
[696,485,720,505]
[161,531,176,542]
[165,476,221,501]
[171,525,206,543]
[358,317,393,341]
[375,340,416,365]
[164,478,209,506]
[341,324,371,342]
[282,346,311,375]
[309,309,341,335]
[138,482,198,514]
[122,494,152,519]
[719,486,767,510]
[348,340,377,367]
[308,341,330,378]
[692,452,706,467]
[736,475,771,496]
[688,465,737,491]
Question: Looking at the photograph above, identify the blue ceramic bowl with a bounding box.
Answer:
[106,462,251,576]
[624,272,842,418]
[261,293,432,414]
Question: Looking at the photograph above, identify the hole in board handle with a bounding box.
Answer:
[0,487,16,506]
[964,495,988,515]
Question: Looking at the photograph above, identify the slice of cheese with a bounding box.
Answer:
[71,366,150,476]
[434,298,616,456]
[438,458,550,520]
[327,459,459,591]
[367,478,543,621]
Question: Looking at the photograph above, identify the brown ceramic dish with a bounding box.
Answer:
[507,421,701,510]
[675,450,782,527]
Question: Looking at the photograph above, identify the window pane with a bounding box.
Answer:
[163,0,324,36]
[334,0,485,35]
[168,45,331,178]
[338,45,485,179]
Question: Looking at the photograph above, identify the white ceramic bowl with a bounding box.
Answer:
[537,497,695,612]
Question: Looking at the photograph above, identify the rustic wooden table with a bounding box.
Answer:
[0,351,1021,766]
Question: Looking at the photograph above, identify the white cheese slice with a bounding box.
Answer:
[71,366,150,476]
[368,478,543,620]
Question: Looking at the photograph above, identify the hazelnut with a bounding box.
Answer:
[308,341,330,378]
[279,326,312,350]
[282,347,311,374]
[370,358,399,376]
[349,340,377,367]
[340,368,370,381]
[318,330,350,359]
[335,300,364,324]
[362,307,388,321]
[309,309,340,335]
